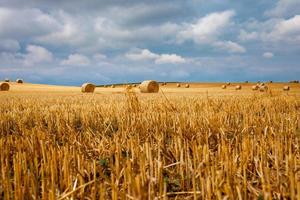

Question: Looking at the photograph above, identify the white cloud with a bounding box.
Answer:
[23,45,53,66]
[263,52,274,58]
[265,0,300,17]
[126,49,185,64]
[93,53,107,60]
[155,54,185,64]
[0,7,59,39]
[125,49,159,61]
[213,41,246,53]
[238,30,259,41]
[177,10,235,44]
[61,54,90,66]
[238,15,300,45]
[269,15,300,41]
[0,39,20,52]
[36,10,85,46]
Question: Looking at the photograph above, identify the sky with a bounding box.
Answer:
[0,0,299,85]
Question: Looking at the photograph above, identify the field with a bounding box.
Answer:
[0,82,300,199]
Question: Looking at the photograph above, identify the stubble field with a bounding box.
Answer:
[0,82,299,199]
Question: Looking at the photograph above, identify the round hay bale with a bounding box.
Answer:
[185,84,190,88]
[235,85,242,90]
[283,86,290,91]
[133,84,137,87]
[226,82,231,86]
[81,83,95,93]
[259,85,268,92]
[252,85,259,90]
[221,85,226,89]
[16,79,23,83]
[111,85,115,88]
[0,82,10,91]
[4,79,9,82]
[163,82,167,86]
[139,80,159,93]
[176,83,181,87]
[260,83,265,86]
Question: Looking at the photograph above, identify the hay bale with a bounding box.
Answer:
[177,83,181,87]
[252,85,259,90]
[283,86,290,91]
[221,85,226,89]
[139,80,159,93]
[111,85,115,88]
[185,84,190,88]
[81,83,95,93]
[126,85,133,90]
[260,83,265,86]
[163,82,167,86]
[16,79,23,83]
[4,79,9,82]
[226,82,231,86]
[259,85,268,92]
[133,84,137,87]
[0,82,10,91]
[235,85,242,90]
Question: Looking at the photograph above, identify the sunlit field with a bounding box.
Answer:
[0,82,299,199]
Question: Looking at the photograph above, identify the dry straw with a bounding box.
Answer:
[221,85,226,89]
[0,82,10,91]
[111,85,115,88]
[16,79,23,83]
[139,80,159,93]
[226,82,231,85]
[81,83,96,93]
[283,86,290,91]
[185,84,190,88]
[126,85,133,90]
[235,85,242,90]
[177,83,181,87]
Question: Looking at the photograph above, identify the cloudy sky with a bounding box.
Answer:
[0,0,299,85]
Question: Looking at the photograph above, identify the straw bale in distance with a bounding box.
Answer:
[235,85,242,90]
[221,85,226,89]
[283,86,290,91]
[111,85,115,88]
[0,82,10,91]
[185,84,190,88]
[81,83,95,93]
[177,83,181,87]
[139,80,159,93]
[16,79,23,83]
[252,85,259,90]
[259,85,268,92]
[226,82,231,85]
[4,79,9,82]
